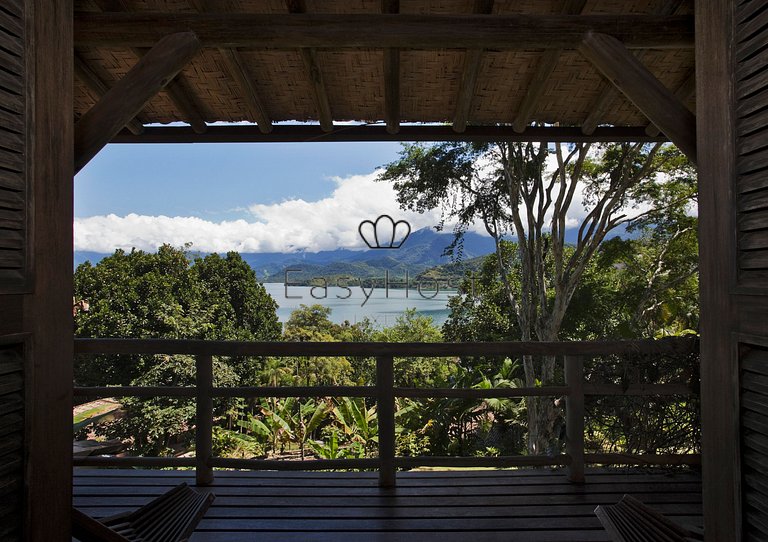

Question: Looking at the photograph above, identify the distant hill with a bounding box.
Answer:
[73,224,638,283]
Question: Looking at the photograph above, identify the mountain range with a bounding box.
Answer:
[74,224,635,283]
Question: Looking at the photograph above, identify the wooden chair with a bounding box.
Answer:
[595,494,704,542]
[72,483,215,542]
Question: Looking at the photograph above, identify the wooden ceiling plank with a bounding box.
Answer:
[192,2,272,134]
[511,0,586,133]
[580,0,685,135]
[452,0,493,133]
[74,32,201,173]
[578,32,696,163]
[74,54,145,135]
[382,0,400,135]
[287,1,333,133]
[645,69,696,137]
[111,124,667,144]
[73,13,695,50]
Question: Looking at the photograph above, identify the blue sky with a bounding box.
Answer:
[73,142,455,253]
[76,142,402,219]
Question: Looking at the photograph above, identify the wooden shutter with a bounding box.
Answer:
[0,337,25,541]
[736,2,768,539]
[742,346,768,540]
[0,1,29,294]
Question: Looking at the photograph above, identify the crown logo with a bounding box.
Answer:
[358,215,411,249]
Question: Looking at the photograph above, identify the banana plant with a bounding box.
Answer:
[261,397,330,460]
[331,397,378,456]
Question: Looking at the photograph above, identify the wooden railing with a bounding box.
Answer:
[73,337,700,487]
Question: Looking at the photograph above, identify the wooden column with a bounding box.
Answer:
[196,354,214,486]
[565,355,585,483]
[74,31,201,173]
[696,0,740,540]
[25,0,75,539]
[376,356,396,487]
[578,31,697,163]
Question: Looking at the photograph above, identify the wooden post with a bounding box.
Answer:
[565,355,585,483]
[196,354,214,485]
[376,356,396,487]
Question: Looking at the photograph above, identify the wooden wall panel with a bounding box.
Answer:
[0,337,26,542]
[741,344,768,540]
[0,1,30,294]
[735,1,768,291]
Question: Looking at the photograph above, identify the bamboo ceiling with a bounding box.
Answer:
[72,0,696,142]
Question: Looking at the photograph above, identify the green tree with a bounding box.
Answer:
[380,142,696,453]
[373,308,454,388]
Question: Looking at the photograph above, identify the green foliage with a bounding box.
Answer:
[372,309,455,388]
[74,245,280,387]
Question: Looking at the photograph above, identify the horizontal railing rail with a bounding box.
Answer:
[72,337,700,487]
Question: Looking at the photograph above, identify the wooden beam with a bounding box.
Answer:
[512,50,561,133]
[580,83,615,135]
[92,1,207,134]
[580,0,686,135]
[511,0,586,133]
[73,13,695,50]
[163,76,207,134]
[382,0,400,135]
[452,49,484,133]
[299,48,333,132]
[108,124,667,144]
[27,0,74,539]
[286,1,333,132]
[452,0,493,133]
[74,54,145,135]
[192,1,272,133]
[218,49,272,133]
[645,69,696,136]
[383,49,400,135]
[578,32,696,163]
[74,32,201,173]
[696,0,741,539]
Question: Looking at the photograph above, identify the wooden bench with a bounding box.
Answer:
[73,483,215,542]
[595,494,704,542]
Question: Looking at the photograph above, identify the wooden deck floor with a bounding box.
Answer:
[73,467,702,542]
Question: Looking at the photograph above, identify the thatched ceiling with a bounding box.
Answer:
[73,0,695,143]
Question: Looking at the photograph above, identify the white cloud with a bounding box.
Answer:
[75,172,446,253]
[75,147,648,255]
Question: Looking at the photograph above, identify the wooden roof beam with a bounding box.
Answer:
[580,0,685,135]
[192,1,272,134]
[110,124,667,144]
[383,0,400,135]
[645,69,696,137]
[512,0,586,133]
[73,13,695,50]
[452,0,494,133]
[93,0,207,134]
[287,1,333,132]
[74,32,201,173]
[578,32,696,163]
[74,54,145,135]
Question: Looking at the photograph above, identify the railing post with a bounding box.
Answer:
[376,355,396,487]
[196,353,214,486]
[565,355,585,483]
